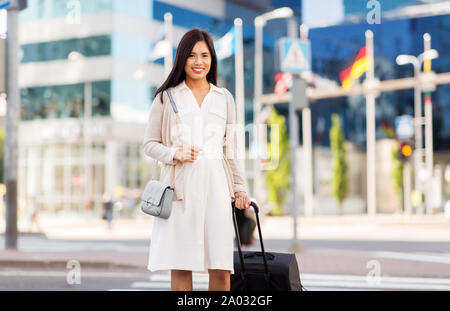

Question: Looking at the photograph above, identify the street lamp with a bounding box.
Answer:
[67,51,84,62]
[258,7,294,22]
[253,7,293,206]
[396,49,438,66]
[396,48,439,213]
[254,7,294,104]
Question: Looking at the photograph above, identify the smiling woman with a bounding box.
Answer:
[184,41,212,108]
[154,28,217,104]
[143,28,250,292]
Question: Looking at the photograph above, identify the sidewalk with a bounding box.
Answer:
[1,212,450,271]
[25,211,450,241]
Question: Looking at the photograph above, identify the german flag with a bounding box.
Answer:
[339,46,368,90]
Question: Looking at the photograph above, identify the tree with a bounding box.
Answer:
[266,108,290,216]
[330,113,349,215]
[391,142,404,209]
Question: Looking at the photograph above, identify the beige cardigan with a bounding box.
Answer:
[142,83,249,201]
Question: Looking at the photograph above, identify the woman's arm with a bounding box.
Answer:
[223,88,250,194]
[142,93,179,165]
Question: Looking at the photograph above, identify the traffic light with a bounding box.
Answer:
[398,139,414,162]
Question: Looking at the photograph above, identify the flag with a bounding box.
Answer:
[214,27,235,60]
[339,46,368,90]
[274,72,292,95]
[0,1,10,10]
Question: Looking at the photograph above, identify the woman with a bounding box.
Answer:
[143,28,251,291]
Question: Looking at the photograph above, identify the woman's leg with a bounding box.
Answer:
[208,269,231,291]
[171,270,193,291]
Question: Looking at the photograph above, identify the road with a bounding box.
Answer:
[2,267,450,291]
[1,235,450,291]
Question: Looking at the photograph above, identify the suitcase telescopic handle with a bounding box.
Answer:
[232,200,270,288]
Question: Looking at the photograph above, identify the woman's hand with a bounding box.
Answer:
[173,145,202,163]
[234,191,251,210]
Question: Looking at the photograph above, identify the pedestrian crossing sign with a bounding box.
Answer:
[395,115,414,139]
[278,38,311,73]
[0,1,10,9]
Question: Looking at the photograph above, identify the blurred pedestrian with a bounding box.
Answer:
[102,193,114,230]
[28,196,42,233]
[143,28,251,291]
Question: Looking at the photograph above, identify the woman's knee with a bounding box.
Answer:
[171,270,193,291]
[209,269,230,280]
[171,270,192,279]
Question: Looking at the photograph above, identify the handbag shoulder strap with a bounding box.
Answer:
[164,89,184,189]
[165,89,178,114]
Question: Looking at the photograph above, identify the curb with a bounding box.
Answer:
[0,232,47,238]
[0,259,144,270]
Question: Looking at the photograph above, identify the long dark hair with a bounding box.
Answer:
[154,28,218,104]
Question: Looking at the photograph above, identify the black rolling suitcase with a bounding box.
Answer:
[230,201,304,291]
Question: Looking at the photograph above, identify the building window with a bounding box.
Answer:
[21,80,111,120]
[152,1,229,36]
[21,35,112,63]
[20,0,114,21]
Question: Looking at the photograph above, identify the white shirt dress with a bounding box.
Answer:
[147,81,235,274]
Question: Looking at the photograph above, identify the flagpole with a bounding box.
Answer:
[164,13,173,77]
[365,30,378,217]
[253,16,264,207]
[234,18,246,172]
[423,33,434,215]
[300,23,314,219]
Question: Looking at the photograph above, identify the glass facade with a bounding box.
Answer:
[21,35,112,63]
[14,0,450,214]
[20,0,152,22]
[20,81,111,120]
[118,143,151,189]
[20,0,113,21]
[342,0,449,18]
[18,139,155,213]
[299,14,450,151]
[152,0,230,37]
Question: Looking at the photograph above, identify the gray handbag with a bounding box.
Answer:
[140,180,175,219]
[141,90,183,219]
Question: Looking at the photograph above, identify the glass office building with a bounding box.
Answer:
[301,3,450,213]
[307,10,450,149]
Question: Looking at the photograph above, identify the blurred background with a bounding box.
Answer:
[0,0,450,291]
[1,0,450,219]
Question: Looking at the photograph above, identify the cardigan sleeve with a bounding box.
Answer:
[142,93,179,165]
[223,88,250,195]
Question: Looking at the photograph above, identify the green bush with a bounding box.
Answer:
[330,114,349,215]
[391,143,404,206]
[266,108,290,216]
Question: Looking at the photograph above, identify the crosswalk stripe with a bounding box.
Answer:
[372,251,450,264]
[0,270,145,278]
[149,272,450,285]
[3,268,447,291]
[123,273,450,291]
[301,273,450,285]
[131,281,209,291]
[149,273,209,283]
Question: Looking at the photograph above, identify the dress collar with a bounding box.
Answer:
[172,80,224,95]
